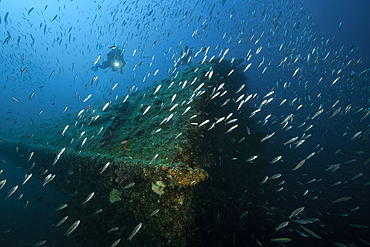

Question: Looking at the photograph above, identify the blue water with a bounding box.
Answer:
[1,0,370,246]
[0,154,76,246]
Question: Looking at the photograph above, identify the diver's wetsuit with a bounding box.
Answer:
[93,49,126,74]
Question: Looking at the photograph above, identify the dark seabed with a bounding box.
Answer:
[0,0,370,247]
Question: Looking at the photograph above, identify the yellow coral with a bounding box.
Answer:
[109,188,122,203]
[177,195,184,205]
[152,181,166,196]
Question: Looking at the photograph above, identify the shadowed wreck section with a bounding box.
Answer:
[0,60,266,246]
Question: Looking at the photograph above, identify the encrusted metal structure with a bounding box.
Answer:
[0,60,265,246]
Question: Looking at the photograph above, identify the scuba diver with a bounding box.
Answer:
[91,48,126,74]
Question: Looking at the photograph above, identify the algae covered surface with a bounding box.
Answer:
[0,60,266,246]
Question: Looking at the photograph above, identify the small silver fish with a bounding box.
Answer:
[246,155,258,163]
[225,119,238,125]
[333,196,351,203]
[83,192,95,205]
[107,227,119,233]
[22,174,32,185]
[102,102,110,112]
[28,152,34,162]
[111,238,121,247]
[62,106,68,114]
[293,159,306,171]
[40,169,48,176]
[1,179,8,190]
[62,125,69,136]
[278,181,285,186]
[261,132,275,142]
[215,117,225,125]
[351,131,362,140]
[271,238,291,243]
[225,124,238,134]
[143,105,151,115]
[276,221,289,231]
[94,209,103,215]
[235,84,245,94]
[22,200,29,210]
[276,187,284,192]
[260,176,268,185]
[351,173,363,180]
[56,204,68,211]
[123,182,135,189]
[199,119,210,127]
[270,156,282,164]
[94,54,101,65]
[149,209,160,217]
[100,162,110,174]
[33,240,47,246]
[127,222,142,242]
[221,99,230,107]
[169,103,178,111]
[281,114,293,125]
[182,106,191,115]
[301,226,321,239]
[66,220,80,236]
[12,96,21,104]
[83,94,92,103]
[288,207,305,219]
[270,174,282,180]
[312,109,324,119]
[5,185,18,200]
[306,179,316,184]
[149,154,158,164]
[306,152,316,160]
[284,136,298,145]
[43,174,55,186]
[76,109,85,119]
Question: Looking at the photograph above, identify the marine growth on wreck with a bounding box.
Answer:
[0,59,265,246]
